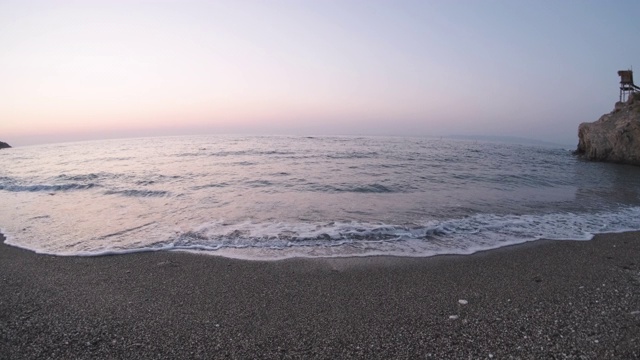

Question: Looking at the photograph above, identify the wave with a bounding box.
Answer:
[39,207,640,258]
[174,149,297,158]
[104,189,170,197]
[307,183,395,193]
[5,206,640,260]
[175,152,206,157]
[55,173,106,182]
[327,151,379,159]
[196,180,400,193]
[191,183,230,190]
[0,183,98,192]
[195,150,296,157]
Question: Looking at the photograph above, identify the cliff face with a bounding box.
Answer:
[0,141,10,149]
[575,92,640,165]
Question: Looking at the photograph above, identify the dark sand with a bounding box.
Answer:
[1,232,639,359]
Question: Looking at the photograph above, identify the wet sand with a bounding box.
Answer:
[1,232,639,359]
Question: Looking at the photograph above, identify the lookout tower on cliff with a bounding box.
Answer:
[618,69,640,102]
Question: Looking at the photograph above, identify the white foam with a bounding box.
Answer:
[4,207,640,260]
[0,227,14,244]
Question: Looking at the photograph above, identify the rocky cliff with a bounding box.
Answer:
[0,141,10,149]
[575,92,640,165]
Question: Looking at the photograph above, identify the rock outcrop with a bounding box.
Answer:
[575,92,640,165]
[0,141,10,149]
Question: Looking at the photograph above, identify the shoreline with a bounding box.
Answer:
[0,229,611,261]
[2,231,639,358]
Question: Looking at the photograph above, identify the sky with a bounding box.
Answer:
[1,1,639,147]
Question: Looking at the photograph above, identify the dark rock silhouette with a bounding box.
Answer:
[575,92,640,165]
[0,141,10,149]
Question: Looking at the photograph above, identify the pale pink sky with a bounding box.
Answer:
[2,1,639,146]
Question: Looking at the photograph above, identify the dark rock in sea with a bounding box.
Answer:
[0,141,10,149]
[575,92,640,165]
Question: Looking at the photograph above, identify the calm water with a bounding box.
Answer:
[2,135,640,260]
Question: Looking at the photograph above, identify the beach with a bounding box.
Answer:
[1,232,639,359]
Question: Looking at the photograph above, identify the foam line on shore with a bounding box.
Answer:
[2,225,639,262]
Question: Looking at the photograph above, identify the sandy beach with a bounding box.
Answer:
[1,232,639,359]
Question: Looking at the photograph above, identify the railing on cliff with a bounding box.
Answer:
[618,69,639,102]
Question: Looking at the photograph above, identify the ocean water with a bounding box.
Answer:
[2,135,640,260]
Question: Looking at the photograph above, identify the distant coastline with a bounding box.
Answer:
[0,141,10,149]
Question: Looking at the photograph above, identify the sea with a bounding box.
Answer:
[2,135,640,260]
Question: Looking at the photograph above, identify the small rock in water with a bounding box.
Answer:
[458,299,468,305]
[449,315,459,320]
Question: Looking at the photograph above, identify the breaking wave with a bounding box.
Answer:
[8,207,640,260]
